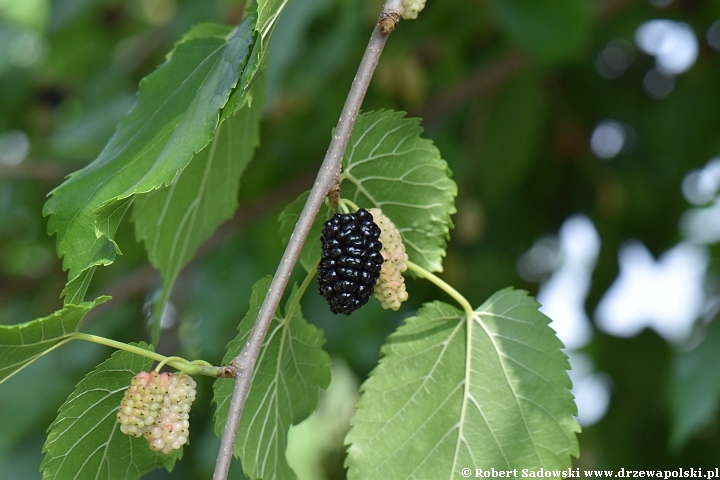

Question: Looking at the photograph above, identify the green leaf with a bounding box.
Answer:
[41,342,179,480]
[345,289,579,478]
[228,0,289,116]
[341,110,457,273]
[478,73,546,201]
[213,276,331,480]
[173,22,235,48]
[95,197,134,253]
[132,77,265,343]
[257,0,290,38]
[42,16,256,286]
[0,296,109,384]
[60,267,97,305]
[493,0,592,64]
[279,110,458,274]
[670,320,720,450]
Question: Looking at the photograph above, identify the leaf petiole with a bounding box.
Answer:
[70,332,222,376]
[406,260,474,319]
[154,355,185,373]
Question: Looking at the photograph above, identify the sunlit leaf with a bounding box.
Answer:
[132,78,265,342]
[0,296,109,384]
[43,15,256,289]
[346,289,579,478]
[41,343,179,480]
[670,320,720,450]
[279,109,457,274]
[213,276,331,480]
[341,110,457,273]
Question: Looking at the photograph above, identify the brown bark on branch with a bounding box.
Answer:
[211,1,404,478]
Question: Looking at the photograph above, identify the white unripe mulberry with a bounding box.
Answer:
[117,371,169,437]
[118,371,197,454]
[400,0,426,20]
[368,208,409,311]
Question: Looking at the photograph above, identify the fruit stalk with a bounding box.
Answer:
[406,260,475,319]
[70,332,220,376]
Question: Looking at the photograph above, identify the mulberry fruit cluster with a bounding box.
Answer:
[117,371,197,454]
[368,208,409,311]
[318,209,384,314]
[400,0,426,20]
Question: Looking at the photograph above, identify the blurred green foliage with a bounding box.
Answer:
[2,0,720,477]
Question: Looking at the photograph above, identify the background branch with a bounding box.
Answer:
[416,51,528,128]
[416,0,639,128]
[212,0,404,477]
[0,160,83,181]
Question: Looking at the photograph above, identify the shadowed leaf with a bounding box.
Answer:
[43,16,256,297]
[0,296,109,384]
[213,276,331,480]
[132,78,265,343]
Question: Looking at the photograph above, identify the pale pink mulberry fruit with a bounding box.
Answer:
[368,208,409,311]
[118,371,197,454]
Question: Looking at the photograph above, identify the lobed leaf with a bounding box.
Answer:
[340,110,457,273]
[132,78,265,343]
[278,109,457,274]
[345,289,579,478]
[41,343,179,480]
[43,15,256,292]
[213,276,331,480]
[0,296,109,384]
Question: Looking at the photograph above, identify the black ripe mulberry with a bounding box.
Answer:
[318,209,383,314]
